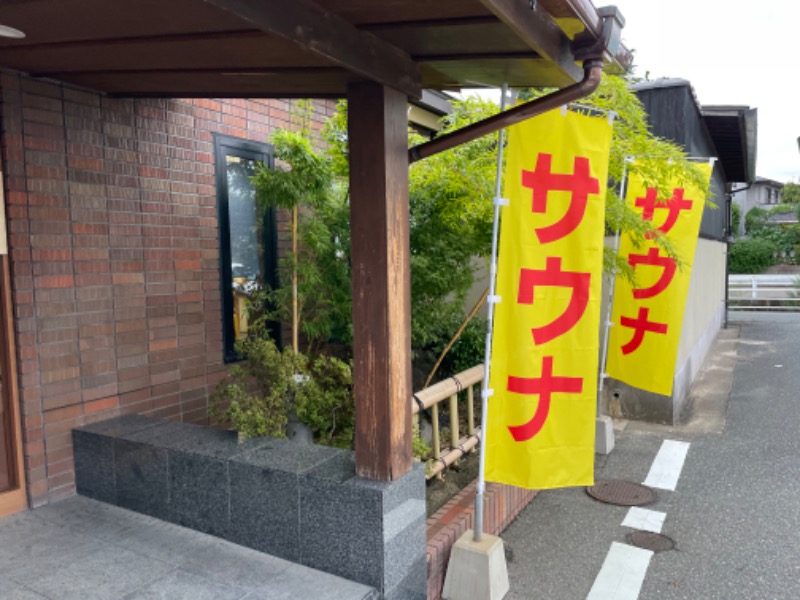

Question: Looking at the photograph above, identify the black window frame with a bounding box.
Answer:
[214,133,280,363]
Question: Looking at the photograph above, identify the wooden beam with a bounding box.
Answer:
[478,0,583,83]
[0,29,261,53]
[362,16,499,32]
[347,81,413,481]
[203,0,421,98]
[31,66,341,78]
[415,51,539,62]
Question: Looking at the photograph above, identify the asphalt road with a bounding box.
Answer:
[502,312,800,600]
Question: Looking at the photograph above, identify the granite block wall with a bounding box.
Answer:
[73,415,426,599]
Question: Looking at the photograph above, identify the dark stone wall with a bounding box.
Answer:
[73,416,426,599]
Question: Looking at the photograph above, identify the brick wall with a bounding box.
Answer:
[0,71,336,506]
[426,481,538,600]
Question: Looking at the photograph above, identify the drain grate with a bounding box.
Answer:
[586,479,657,506]
[628,531,675,553]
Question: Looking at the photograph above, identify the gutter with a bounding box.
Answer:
[408,58,604,164]
[724,182,754,328]
[407,7,625,163]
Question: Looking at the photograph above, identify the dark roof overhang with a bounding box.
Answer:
[0,0,630,99]
[702,105,758,184]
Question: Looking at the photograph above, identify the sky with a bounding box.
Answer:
[467,1,799,183]
[609,0,799,183]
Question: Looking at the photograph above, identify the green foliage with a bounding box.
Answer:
[407,98,499,350]
[745,206,768,234]
[767,203,795,215]
[731,202,741,236]
[250,122,349,353]
[252,129,331,211]
[434,314,488,378]
[249,76,712,390]
[251,195,353,353]
[294,353,355,447]
[574,75,711,280]
[751,224,800,257]
[729,238,777,274]
[323,97,500,353]
[210,335,300,439]
[523,75,711,281]
[210,333,354,446]
[782,182,800,204]
[412,419,431,461]
[322,101,350,179]
[741,203,799,243]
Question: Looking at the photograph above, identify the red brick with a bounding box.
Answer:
[84,396,119,414]
[6,78,339,504]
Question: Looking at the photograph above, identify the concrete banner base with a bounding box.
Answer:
[595,415,615,455]
[442,530,509,600]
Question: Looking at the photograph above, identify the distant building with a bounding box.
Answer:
[732,177,785,235]
[766,210,797,226]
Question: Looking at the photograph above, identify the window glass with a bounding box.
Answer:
[214,135,278,362]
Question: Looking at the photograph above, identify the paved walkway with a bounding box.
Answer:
[502,312,800,599]
[0,495,376,600]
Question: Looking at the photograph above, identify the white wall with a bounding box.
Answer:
[600,236,727,423]
[671,238,727,418]
[677,238,727,366]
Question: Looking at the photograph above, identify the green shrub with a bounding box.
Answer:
[744,207,767,234]
[442,314,488,377]
[731,202,741,236]
[210,335,354,447]
[729,238,777,274]
[751,224,800,258]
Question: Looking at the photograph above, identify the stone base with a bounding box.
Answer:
[73,415,425,599]
[442,530,509,600]
[595,415,615,455]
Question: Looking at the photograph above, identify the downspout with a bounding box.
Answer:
[724,181,753,328]
[408,59,604,164]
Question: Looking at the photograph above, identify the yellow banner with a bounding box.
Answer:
[606,164,713,395]
[486,109,611,490]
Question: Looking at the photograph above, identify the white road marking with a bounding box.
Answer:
[643,440,690,491]
[586,542,653,600]
[621,507,666,534]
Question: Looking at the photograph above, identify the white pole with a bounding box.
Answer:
[475,84,510,543]
[597,159,631,415]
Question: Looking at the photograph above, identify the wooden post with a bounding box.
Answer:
[347,81,412,481]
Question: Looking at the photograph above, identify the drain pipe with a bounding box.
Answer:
[408,59,605,164]
[724,182,752,328]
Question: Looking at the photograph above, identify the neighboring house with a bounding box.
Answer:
[604,79,756,425]
[732,176,785,235]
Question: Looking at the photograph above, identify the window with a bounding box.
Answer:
[214,134,280,362]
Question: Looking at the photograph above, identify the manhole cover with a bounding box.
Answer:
[628,531,675,553]
[586,479,657,506]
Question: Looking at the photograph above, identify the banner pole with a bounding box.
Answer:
[475,83,510,543]
[597,158,632,416]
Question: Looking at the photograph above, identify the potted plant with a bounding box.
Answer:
[210,331,354,446]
